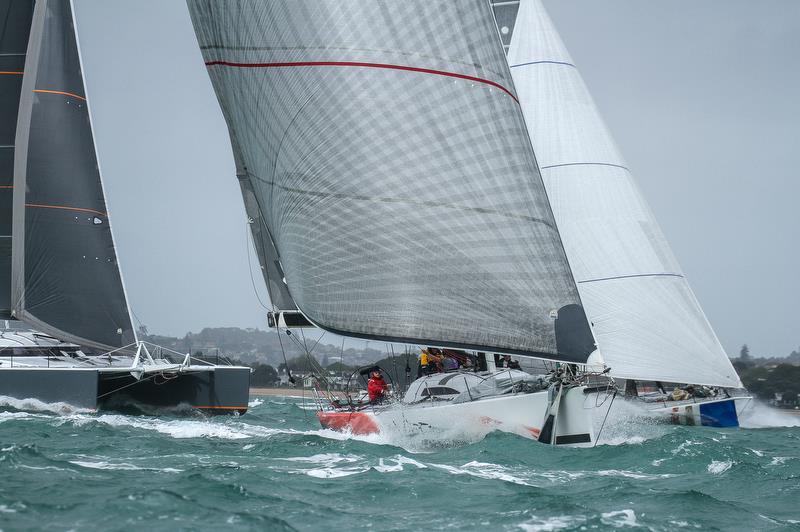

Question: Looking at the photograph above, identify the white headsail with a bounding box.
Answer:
[506,0,741,387]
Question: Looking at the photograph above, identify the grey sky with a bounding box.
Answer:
[73,0,799,358]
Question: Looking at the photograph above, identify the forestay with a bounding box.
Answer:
[0,0,35,319]
[188,0,595,363]
[506,0,740,387]
[11,0,135,352]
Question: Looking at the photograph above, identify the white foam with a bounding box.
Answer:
[279,453,363,465]
[671,440,705,456]
[69,458,183,472]
[57,413,303,441]
[0,395,92,415]
[429,461,533,487]
[600,509,638,528]
[305,467,366,479]
[596,469,674,480]
[707,460,733,475]
[519,515,584,531]
[248,398,264,408]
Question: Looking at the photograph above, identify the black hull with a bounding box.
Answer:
[0,367,251,415]
[98,367,251,415]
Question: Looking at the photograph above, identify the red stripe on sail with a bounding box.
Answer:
[205,60,519,103]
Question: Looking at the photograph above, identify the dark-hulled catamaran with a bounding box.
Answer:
[0,0,250,413]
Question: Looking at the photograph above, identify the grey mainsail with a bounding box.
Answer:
[0,0,34,319]
[188,0,595,362]
[11,0,135,352]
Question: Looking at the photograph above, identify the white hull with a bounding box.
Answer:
[317,385,595,447]
[643,395,753,428]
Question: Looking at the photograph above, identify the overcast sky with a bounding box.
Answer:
[73,0,799,358]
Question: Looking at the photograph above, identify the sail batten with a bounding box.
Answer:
[10,0,135,352]
[507,0,741,387]
[188,0,596,363]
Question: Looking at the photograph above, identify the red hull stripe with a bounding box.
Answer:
[205,60,518,103]
[316,411,380,435]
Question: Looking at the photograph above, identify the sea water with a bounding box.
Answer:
[0,394,798,531]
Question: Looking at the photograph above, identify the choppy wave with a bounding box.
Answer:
[0,394,797,531]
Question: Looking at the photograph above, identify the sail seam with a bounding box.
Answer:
[252,175,557,230]
[25,203,106,217]
[32,88,85,101]
[205,60,519,103]
[578,273,684,284]
[509,60,576,69]
[540,162,629,171]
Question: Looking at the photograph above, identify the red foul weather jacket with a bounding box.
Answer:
[368,377,388,402]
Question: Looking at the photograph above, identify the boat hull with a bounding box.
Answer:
[0,368,99,409]
[646,396,752,428]
[0,366,251,414]
[98,366,251,415]
[317,386,594,446]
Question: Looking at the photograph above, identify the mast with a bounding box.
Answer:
[0,0,35,320]
[506,0,741,387]
[11,0,135,352]
[187,0,596,364]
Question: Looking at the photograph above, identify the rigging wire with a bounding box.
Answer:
[276,326,295,385]
[244,221,271,311]
[593,389,618,448]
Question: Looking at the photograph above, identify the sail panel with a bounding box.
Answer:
[11,0,134,351]
[0,0,35,319]
[508,0,740,386]
[188,0,595,362]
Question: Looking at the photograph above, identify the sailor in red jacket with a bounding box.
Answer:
[367,370,389,404]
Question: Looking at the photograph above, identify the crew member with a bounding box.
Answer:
[368,370,389,404]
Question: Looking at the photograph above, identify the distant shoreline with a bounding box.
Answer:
[249,387,311,399]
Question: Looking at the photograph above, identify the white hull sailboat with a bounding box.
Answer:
[188,0,604,445]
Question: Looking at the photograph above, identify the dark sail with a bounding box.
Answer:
[11,0,135,351]
[188,1,596,363]
[0,0,34,319]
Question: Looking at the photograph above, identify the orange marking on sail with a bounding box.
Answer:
[25,203,106,217]
[33,89,86,101]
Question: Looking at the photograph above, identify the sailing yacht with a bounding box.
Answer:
[188,0,605,445]
[0,0,250,413]
[501,0,751,427]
